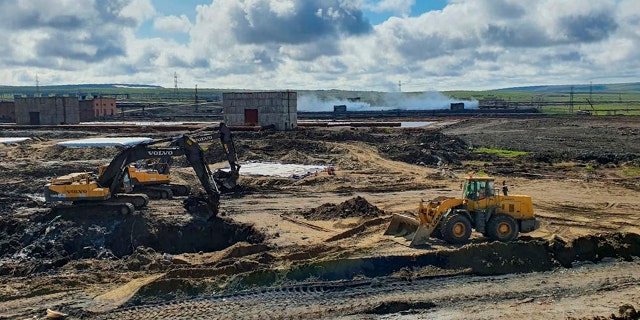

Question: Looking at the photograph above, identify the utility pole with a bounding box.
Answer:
[398,80,402,92]
[195,84,199,112]
[569,86,574,114]
[174,72,179,97]
[36,74,40,96]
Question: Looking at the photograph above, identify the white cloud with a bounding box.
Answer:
[154,15,192,33]
[0,0,638,90]
[119,0,156,25]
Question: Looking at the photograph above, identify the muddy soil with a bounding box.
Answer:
[0,116,639,319]
[299,196,385,220]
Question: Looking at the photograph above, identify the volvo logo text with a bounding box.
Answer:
[195,136,214,142]
[148,150,174,156]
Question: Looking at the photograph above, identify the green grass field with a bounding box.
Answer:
[2,82,639,115]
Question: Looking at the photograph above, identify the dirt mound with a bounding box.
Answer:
[0,209,265,276]
[301,196,385,220]
[378,131,469,166]
[572,304,639,320]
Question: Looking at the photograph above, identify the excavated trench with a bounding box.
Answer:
[0,202,265,276]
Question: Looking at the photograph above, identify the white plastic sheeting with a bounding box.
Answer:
[223,162,329,179]
[0,137,31,145]
[56,137,153,147]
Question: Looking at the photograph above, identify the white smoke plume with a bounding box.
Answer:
[297,92,477,112]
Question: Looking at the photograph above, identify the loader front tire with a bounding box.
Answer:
[440,213,472,244]
[487,215,519,242]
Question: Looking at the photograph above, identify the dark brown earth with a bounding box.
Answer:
[299,196,385,220]
[0,116,639,319]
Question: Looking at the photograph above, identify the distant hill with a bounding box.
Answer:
[0,84,163,90]
[494,82,640,93]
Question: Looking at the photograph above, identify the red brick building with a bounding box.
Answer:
[79,97,117,121]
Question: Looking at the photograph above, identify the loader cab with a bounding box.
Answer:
[463,177,495,201]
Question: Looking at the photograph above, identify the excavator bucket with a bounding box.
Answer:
[384,213,434,247]
[213,169,239,191]
[184,193,220,221]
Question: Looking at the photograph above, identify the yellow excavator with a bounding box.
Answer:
[44,134,224,218]
[384,176,540,246]
[118,123,240,199]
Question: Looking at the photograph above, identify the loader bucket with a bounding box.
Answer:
[408,225,433,247]
[384,213,420,237]
[384,213,434,247]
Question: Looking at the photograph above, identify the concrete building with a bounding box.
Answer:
[0,101,15,122]
[79,96,117,121]
[222,91,297,131]
[450,102,465,110]
[15,97,80,125]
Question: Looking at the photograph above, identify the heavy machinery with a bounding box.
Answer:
[384,176,540,246]
[45,134,223,218]
[123,123,240,199]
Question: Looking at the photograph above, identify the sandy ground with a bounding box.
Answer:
[0,116,639,319]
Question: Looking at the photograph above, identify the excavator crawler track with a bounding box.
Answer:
[112,193,149,208]
[169,184,191,196]
[135,186,174,199]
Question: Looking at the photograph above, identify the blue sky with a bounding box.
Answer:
[141,1,450,43]
[0,0,638,91]
[150,1,449,23]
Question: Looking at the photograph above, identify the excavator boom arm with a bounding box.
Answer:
[157,124,240,190]
[97,135,220,203]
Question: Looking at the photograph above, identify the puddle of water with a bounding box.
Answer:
[400,121,435,128]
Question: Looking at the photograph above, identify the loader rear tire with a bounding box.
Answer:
[440,214,472,244]
[487,215,519,242]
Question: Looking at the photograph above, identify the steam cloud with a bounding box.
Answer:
[298,92,478,112]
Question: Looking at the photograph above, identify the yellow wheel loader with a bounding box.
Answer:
[384,176,539,246]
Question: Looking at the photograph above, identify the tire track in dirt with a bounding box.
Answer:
[88,259,640,320]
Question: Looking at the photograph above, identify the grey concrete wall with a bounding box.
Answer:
[0,101,15,122]
[79,100,95,122]
[223,91,297,131]
[15,97,80,125]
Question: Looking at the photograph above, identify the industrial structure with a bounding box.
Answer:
[79,96,117,121]
[0,101,15,122]
[223,91,297,131]
[14,97,80,125]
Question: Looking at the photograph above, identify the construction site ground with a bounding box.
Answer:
[1,116,640,319]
